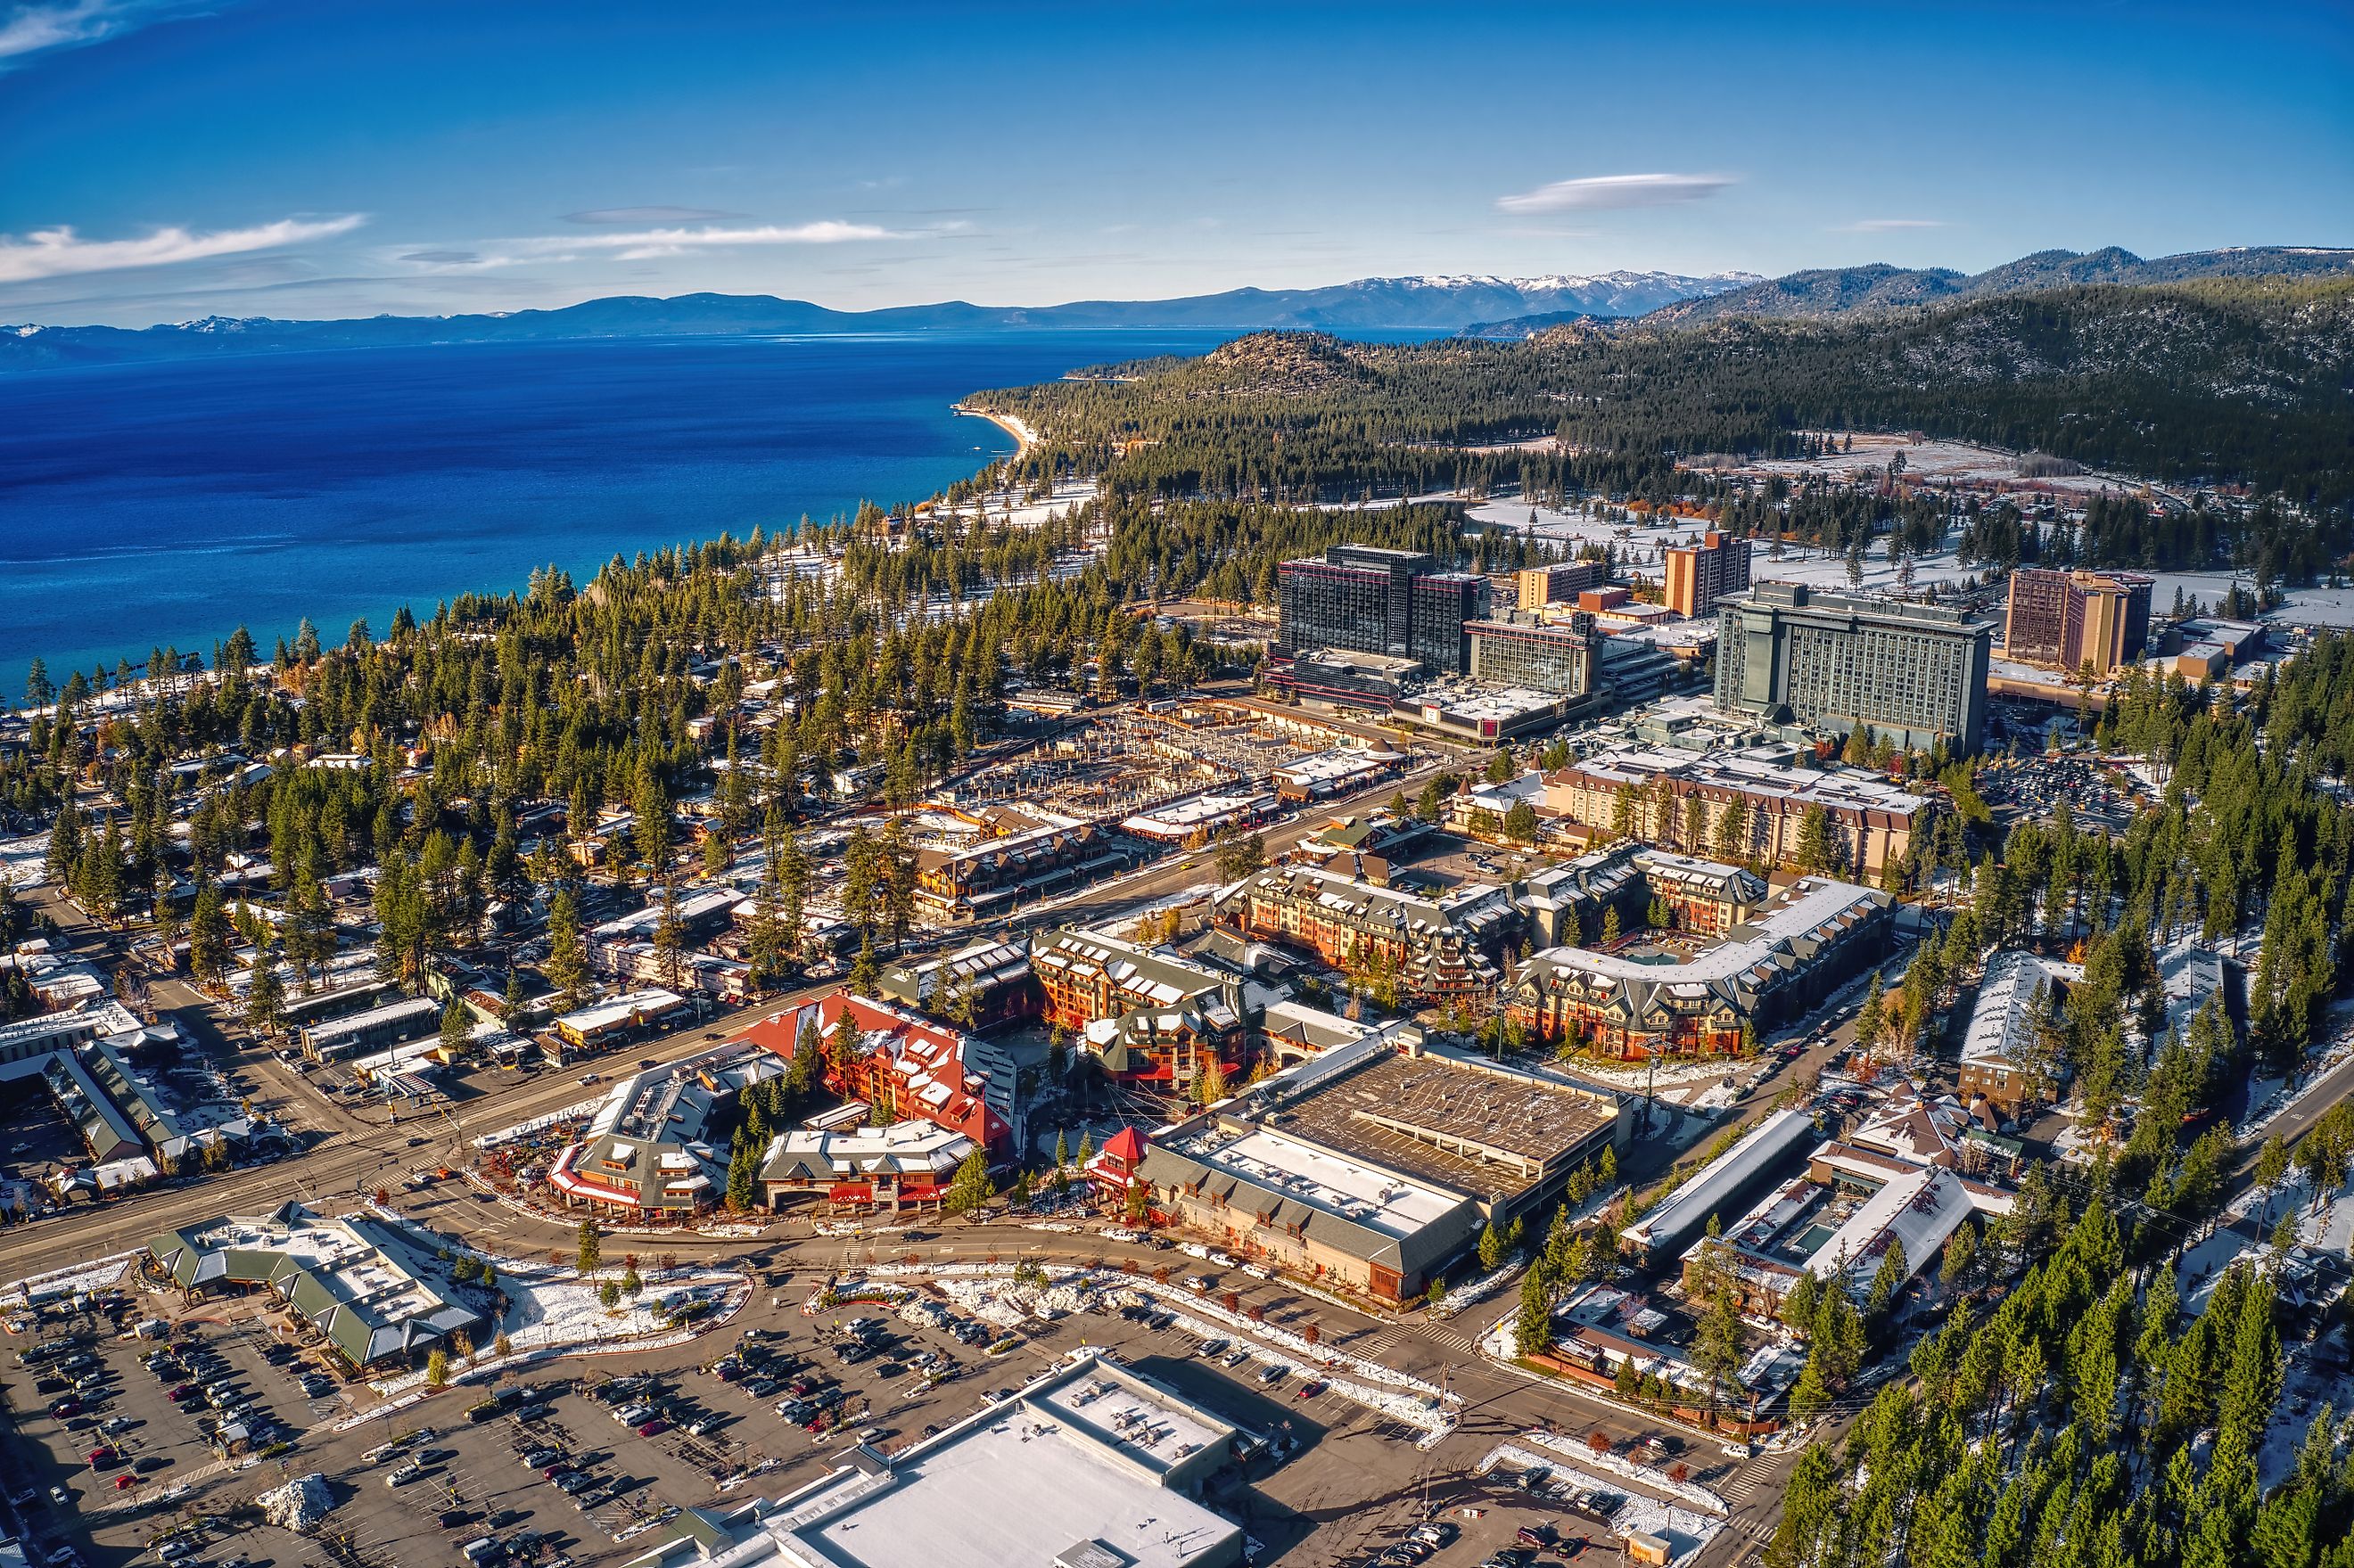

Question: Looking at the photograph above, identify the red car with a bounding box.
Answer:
[169,1384,197,1400]
[1294,1380,1326,1400]
[113,1475,137,1492]
[635,1419,667,1438]
[86,1448,119,1470]
[50,1399,84,1418]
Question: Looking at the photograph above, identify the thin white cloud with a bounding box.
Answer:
[1496,172,1735,214]
[0,0,203,65]
[561,206,746,226]
[405,220,907,270]
[1838,218,1947,232]
[0,215,366,283]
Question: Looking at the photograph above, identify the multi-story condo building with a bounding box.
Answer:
[1509,874,1893,1058]
[1663,531,1751,620]
[1276,545,1492,673]
[1465,612,1600,696]
[1715,582,1996,754]
[1213,864,1515,1004]
[1028,927,1247,1085]
[1517,843,1767,948]
[737,991,1015,1158]
[1541,744,1932,877]
[2002,567,2153,675]
[1516,559,1609,609]
[1957,949,2083,1118]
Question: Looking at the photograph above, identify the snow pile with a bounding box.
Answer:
[473,1097,604,1149]
[1521,1428,1727,1514]
[259,1473,336,1533]
[846,1260,1456,1446]
[505,1268,742,1353]
[1430,1252,1523,1319]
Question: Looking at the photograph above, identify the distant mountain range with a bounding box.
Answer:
[10,249,2349,371]
[1460,246,2354,337]
[0,271,1757,373]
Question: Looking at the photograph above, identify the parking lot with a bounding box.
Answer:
[3,1296,340,1561]
[4,1253,1470,1568]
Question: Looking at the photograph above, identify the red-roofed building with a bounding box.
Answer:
[1084,1126,1150,1200]
[732,990,1011,1160]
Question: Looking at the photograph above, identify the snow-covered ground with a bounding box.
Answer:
[2271,583,2354,629]
[9,1252,135,1301]
[924,464,1099,533]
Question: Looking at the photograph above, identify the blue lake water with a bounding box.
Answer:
[0,330,1251,695]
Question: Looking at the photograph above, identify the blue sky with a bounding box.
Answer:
[3,0,2348,326]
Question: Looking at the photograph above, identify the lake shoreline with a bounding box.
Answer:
[0,331,1238,695]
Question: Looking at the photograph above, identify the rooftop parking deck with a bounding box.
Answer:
[1272,1049,1617,1203]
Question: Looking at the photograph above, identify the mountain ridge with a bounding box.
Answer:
[0,271,1758,373]
[1456,245,2354,338]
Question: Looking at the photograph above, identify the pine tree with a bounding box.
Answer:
[244,951,284,1036]
[1864,1239,1908,1323]
[576,1218,602,1277]
[944,1148,991,1216]
[188,884,232,989]
[440,996,472,1056]
[1855,969,1886,1053]
[545,889,588,1011]
[1513,1268,1553,1357]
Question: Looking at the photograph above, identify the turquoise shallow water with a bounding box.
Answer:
[0,330,1245,694]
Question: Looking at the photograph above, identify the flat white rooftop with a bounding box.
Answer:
[1035,1374,1228,1477]
[1620,1106,1816,1253]
[1180,1123,1461,1239]
[778,1404,1235,1568]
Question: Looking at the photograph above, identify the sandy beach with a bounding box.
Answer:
[956,402,1038,457]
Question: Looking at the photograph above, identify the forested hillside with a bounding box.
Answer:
[975,279,2354,568]
[1642,243,2354,325]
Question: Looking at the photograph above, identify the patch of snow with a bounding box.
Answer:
[9,1252,135,1301]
